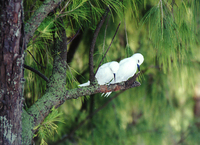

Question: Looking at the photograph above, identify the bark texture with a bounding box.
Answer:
[0,0,24,144]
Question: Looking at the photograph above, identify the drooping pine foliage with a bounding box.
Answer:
[23,0,200,144]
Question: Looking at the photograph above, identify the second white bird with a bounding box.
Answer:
[103,53,144,97]
[79,61,119,87]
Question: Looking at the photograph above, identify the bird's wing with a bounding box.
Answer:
[79,62,113,87]
[116,58,137,82]
[96,66,113,85]
[119,57,130,65]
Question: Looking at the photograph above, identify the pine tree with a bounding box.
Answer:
[0,0,200,145]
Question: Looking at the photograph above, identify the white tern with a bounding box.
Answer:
[102,53,144,97]
[79,61,119,87]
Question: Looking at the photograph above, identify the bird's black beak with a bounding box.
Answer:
[114,73,116,82]
[137,64,140,72]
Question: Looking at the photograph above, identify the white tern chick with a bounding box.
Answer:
[103,53,144,97]
[79,61,119,87]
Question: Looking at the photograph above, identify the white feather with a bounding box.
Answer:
[103,53,144,97]
[79,61,119,87]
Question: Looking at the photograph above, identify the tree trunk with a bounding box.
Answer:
[0,0,24,144]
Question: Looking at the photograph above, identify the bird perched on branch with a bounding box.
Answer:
[79,61,119,87]
[102,53,144,97]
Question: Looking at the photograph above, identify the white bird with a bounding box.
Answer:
[103,53,144,97]
[79,61,119,87]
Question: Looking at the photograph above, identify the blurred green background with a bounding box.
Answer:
[23,0,200,144]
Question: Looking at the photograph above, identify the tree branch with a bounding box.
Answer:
[89,6,110,84]
[53,90,125,144]
[67,29,83,63]
[23,64,49,82]
[26,50,46,69]
[26,72,140,129]
[24,0,63,47]
[95,22,121,76]
[102,14,111,53]
[22,16,68,144]
[23,6,141,144]
[67,27,82,45]
[23,49,141,143]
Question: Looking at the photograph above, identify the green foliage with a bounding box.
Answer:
[66,65,80,89]
[23,0,200,145]
[141,0,198,72]
[34,106,64,145]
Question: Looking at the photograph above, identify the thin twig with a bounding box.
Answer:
[66,27,82,45]
[60,0,71,14]
[103,14,111,53]
[89,6,110,84]
[177,126,190,144]
[26,50,46,69]
[124,19,129,46]
[95,22,121,76]
[23,64,49,82]
[160,0,164,38]
[170,0,175,21]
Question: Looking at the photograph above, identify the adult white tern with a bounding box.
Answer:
[102,53,144,97]
[79,61,119,87]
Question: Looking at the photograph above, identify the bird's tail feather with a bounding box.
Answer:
[79,81,90,87]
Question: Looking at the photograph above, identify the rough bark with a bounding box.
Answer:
[0,0,24,144]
